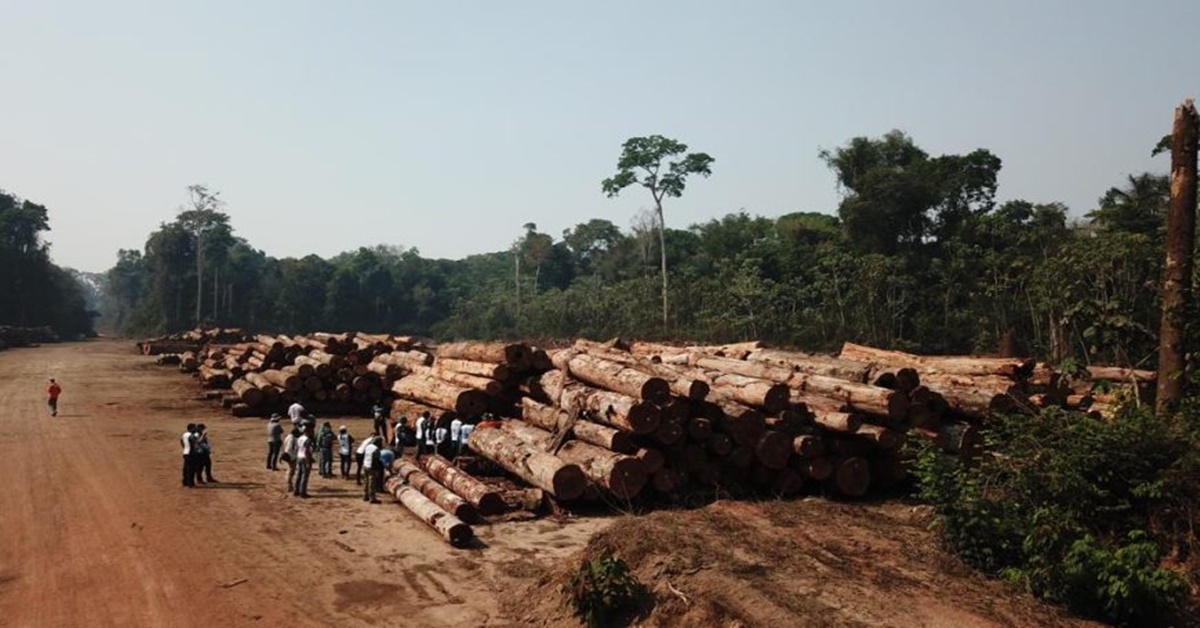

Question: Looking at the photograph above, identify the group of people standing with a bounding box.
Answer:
[180,423,217,487]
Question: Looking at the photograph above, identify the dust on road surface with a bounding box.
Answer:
[0,339,607,627]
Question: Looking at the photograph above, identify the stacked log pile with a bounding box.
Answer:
[0,325,60,351]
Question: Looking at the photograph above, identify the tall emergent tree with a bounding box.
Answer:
[602,135,714,332]
[1156,100,1198,414]
[176,184,228,326]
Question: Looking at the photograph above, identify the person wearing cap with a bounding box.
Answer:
[362,436,382,503]
[181,423,197,488]
[46,378,63,417]
[266,414,284,470]
[337,425,354,479]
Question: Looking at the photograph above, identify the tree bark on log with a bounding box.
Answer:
[384,476,473,547]
[375,350,434,369]
[407,365,503,396]
[231,378,264,406]
[572,340,710,400]
[391,374,489,416]
[562,353,671,404]
[559,384,661,435]
[519,397,634,453]
[744,349,873,383]
[307,349,346,370]
[467,427,586,500]
[707,373,790,413]
[437,341,532,370]
[261,369,302,392]
[832,457,871,497]
[839,342,1035,380]
[293,355,332,378]
[417,454,507,516]
[1158,100,1200,414]
[392,459,479,523]
[753,430,792,470]
[500,421,647,500]
[788,373,909,423]
[435,358,512,381]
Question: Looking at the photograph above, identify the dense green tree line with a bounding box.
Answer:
[0,190,95,338]
[105,131,1179,369]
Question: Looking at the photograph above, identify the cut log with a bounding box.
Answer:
[307,349,346,370]
[853,423,905,449]
[501,421,646,500]
[519,397,633,453]
[832,457,871,497]
[559,385,661,435]
[435,358,512,381]
[686,417,713,441]
[417,454,506,515]
[384,476,473,547]
[437,341,532,369]
[789,373,909,423]
[294,355,332,378]
[408,365,504,396]
[1088,365,1156,383]
[375,350,434,369]
[468,427,586,500]
[562,353,671,404]
[707,373,790,413]
[708,433,733,456]
[839,342,1035,380]
[634,447,665,475]
[392,459,479,523]
[391,374,489,416]
[812,410,862,434]
[572,340,710,400]
[261,368,302,392]
[753,430,792,470]
[793,434,824,458]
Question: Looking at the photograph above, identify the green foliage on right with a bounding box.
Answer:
[566,551,645,628]
[913,406,1197,625]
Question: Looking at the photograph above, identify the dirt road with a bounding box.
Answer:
[0,340,606,627]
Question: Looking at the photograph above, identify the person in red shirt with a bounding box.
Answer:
[47,378,62,417]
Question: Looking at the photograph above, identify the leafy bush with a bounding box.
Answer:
[913,405,1196,625]
[566,550,646,628]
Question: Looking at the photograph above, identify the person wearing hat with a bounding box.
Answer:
[337,425,354,479]
[266,414,284,470]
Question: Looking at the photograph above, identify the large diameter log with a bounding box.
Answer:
[468,427,586,500]
[307,349,346,370]
[418,455,506,516]
[564,353,671,404]
[813,410,862,434]
[754,430,792,470]
[501,421,647,500]
[282,362,315,379]
[559,385,661,435]
[384,476,473,547]
[231,378,264,406]
[519,398,633,453]
[917,373,1032,418]
[572,341,710,400]
[793,434,824,458]
[634,448,665,475]
[393,459,479,523]
[437,341,532,369]
[521,370,568,405]
[839,342,1035,380]
[376,350,434,369]
[1087,365,1156,383]
[712,401,766,446]
[436,358,512,381]
[392,374,488,416]
[261,368,303,392]
[366,360,402,379]
[708,373,790,413]
[708,433,733,456]
[854,423,905,449]
[745,349,874,383]
[427,366,504,396]
[294,355,332,378]
[831,457,871,497]
[789,373,909,423]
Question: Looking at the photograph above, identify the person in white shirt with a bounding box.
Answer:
[414,411,430,457]
[449,416,463,459]
[434,413,451,456]
[293,425,314,498]
[338,425,354,479]
[355,434,371,485]
[459,420,475,457]
[287,402,305,426]
[361,436,381,504]
[282,426,300,493]
[181,423,197,488]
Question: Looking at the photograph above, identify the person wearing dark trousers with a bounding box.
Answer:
[181,423,197,487]
[266,414,284,470]
[372,403,388,440]
[355,434,368,485]
[194,424,217,484]
[47,378,62,417]
[317,422,335,478]
[338,425,354,479]
[362,436,381,503]
[415,411,430,457]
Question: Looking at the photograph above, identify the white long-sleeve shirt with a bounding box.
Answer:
[296,434,311,461]
[362,442,379,469]
[450,418,463,443]
[414,416,428,441]
[339,433,352,455]
[460,424,475,447]
[287,402,305,424]
[181,431,192,455]
[356,437,370,455]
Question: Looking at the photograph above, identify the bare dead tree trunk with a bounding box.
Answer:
[1156,99,1199,415]
[656,198,668,334]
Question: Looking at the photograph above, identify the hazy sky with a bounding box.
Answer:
[2,1,1198,273]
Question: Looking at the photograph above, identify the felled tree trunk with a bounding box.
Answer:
[559,384,661,435]
[501,421,648,500]
[707,373,790,413]
[744,349,873,383]
[571,340,710,400]
[392,374,489,416]
[789,372,909,423]
[437,341,532,370]
[384,476,473,547]
[519,397,633,453]
[392,459,479,523]
[839,342,1035,380]
[562,353,671,404]
[468,427,586,500]
[231,378,264,406]
[435,358,512,381]
[417,454,506,515]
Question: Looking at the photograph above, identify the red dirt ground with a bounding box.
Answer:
[0,340,1100,627]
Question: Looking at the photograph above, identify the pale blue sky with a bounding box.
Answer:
[1,1,1197,272]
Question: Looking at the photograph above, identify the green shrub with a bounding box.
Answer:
[912,405,1197,625]
[566,550,645,628]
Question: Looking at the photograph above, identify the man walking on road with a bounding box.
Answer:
[294,424,314,498]
[46,378,62,417]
